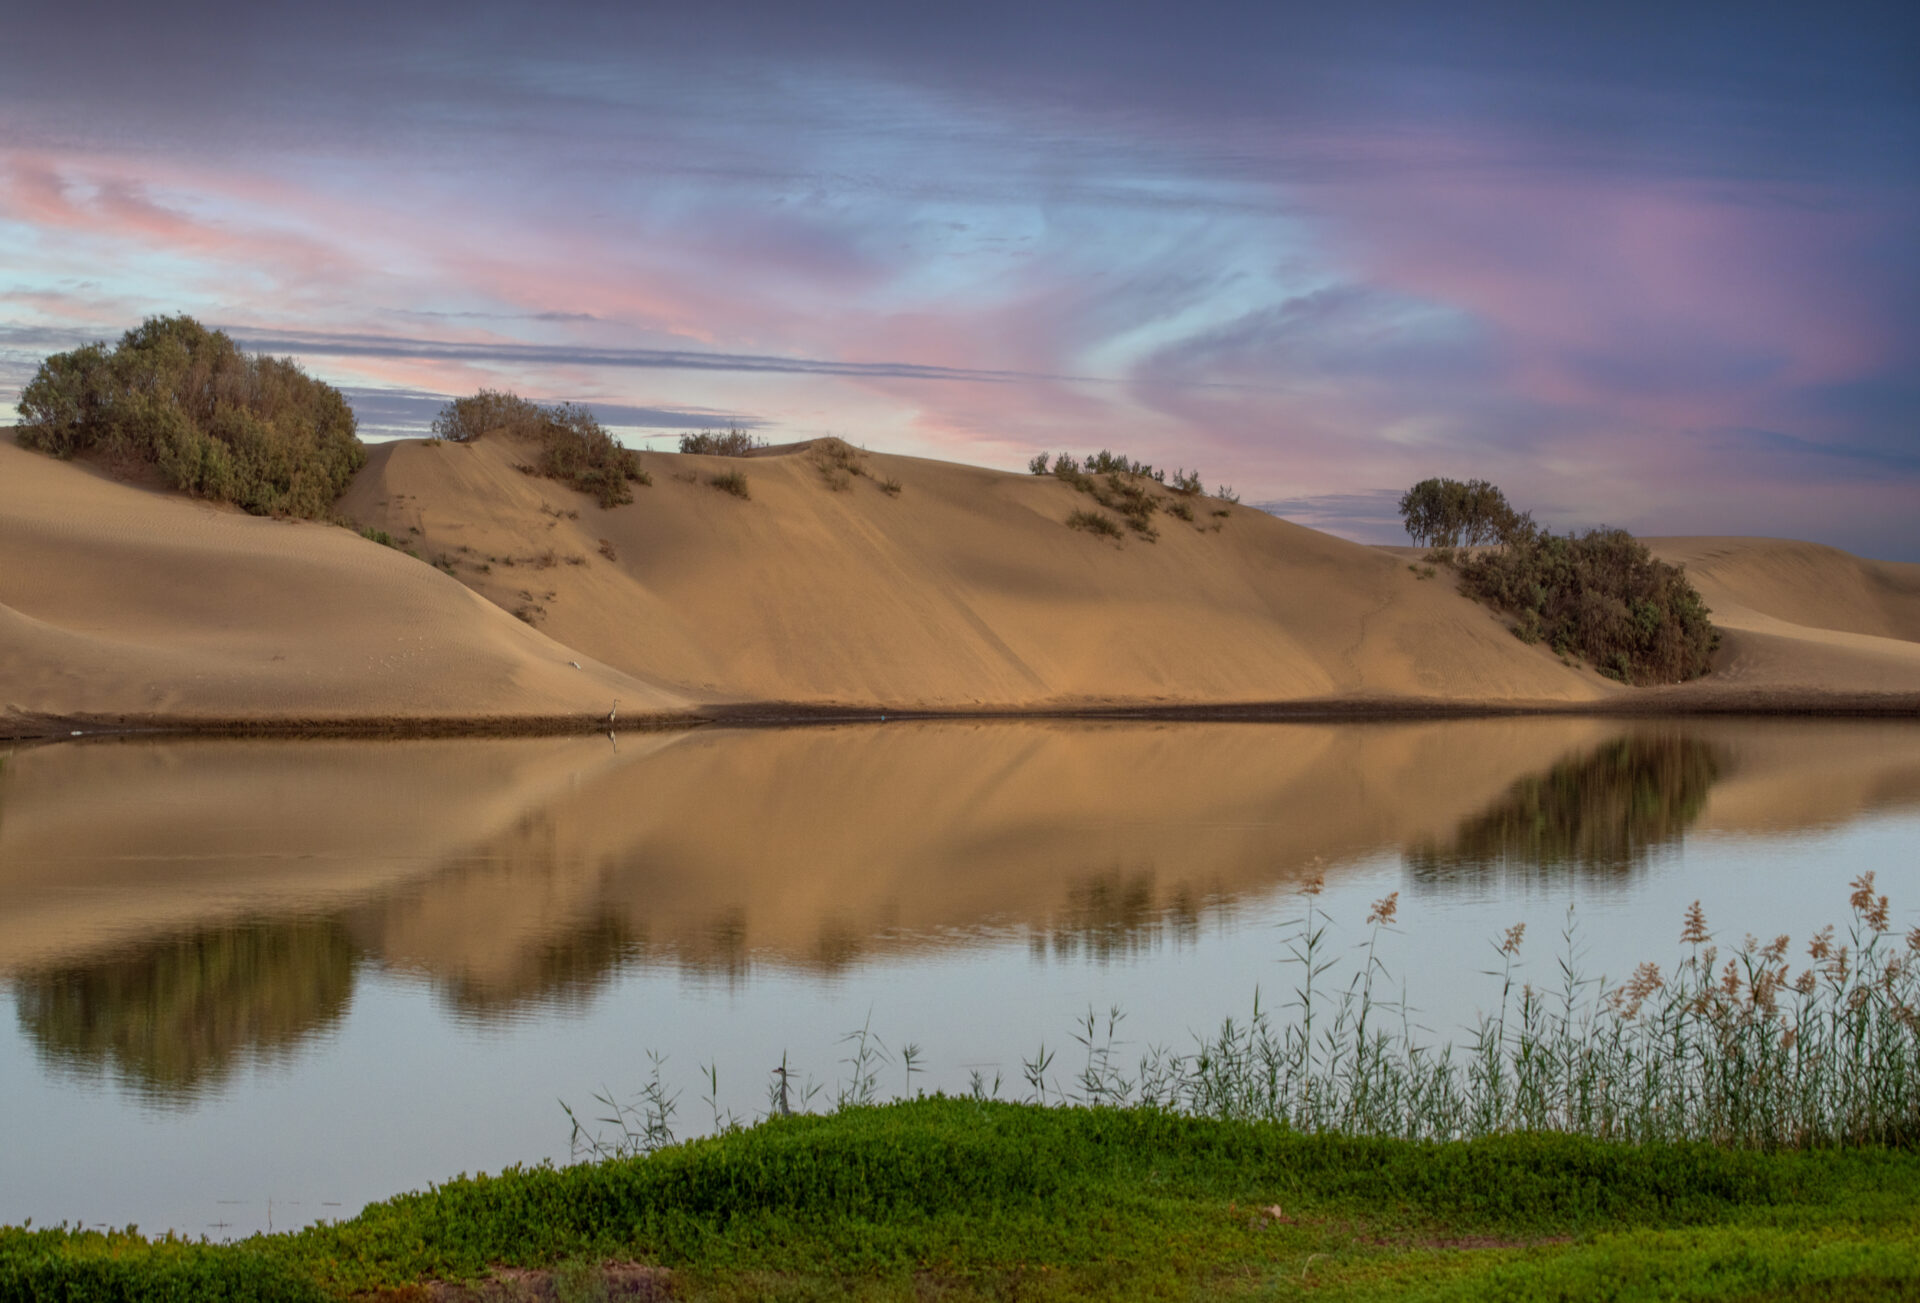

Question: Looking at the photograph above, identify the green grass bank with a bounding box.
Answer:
[6,1098,1920,1301]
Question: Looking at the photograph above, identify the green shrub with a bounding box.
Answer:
[1085,449,1164,481]
[433,390,647,508]
[1093,473,1159,537]
[708,469,750,499]
[1042,452,1181,539]
[1066,509,1122,538]
[0,1226,326,1302]
[14,315,364,518]
[1460,526,1718,684]
[679,428,765,456]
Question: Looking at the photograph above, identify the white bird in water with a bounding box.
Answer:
[569,660,581,669]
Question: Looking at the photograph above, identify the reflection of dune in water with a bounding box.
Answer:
[1406,735,1726,887]
[4,720,1920,1099]
[13,920,356,1106]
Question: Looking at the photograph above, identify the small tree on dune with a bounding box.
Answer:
[1398,477,1527,548]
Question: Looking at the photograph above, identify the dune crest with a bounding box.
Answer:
[6,430,1919,729]
[338,436,1610,711]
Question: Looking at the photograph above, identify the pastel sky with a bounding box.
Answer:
[4,1,1917,556]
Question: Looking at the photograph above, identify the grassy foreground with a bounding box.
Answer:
[5,1098,1920,1301]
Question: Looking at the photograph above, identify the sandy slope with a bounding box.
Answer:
[7,427,1918,727]
[0,434,684,729]
[1645,538,1920,700]
[340,437,1610,709]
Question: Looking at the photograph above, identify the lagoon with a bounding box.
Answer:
[2,718,1917,1237]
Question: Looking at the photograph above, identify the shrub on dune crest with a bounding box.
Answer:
[433,390,648,508]
[1033,450,1233,540]
[14,315,364,519]
[678,428,765,456]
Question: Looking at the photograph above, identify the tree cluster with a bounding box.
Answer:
[1397,477,1530,548]
[14,315,364,518]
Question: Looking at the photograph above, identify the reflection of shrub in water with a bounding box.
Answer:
[1408,735,1724,881]
[14,920,357,1103]
[440,912,646,1019]
[1035,868,1206,961]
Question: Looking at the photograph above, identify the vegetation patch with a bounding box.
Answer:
[7,1101,1918,1301]
[433,391,648,509]
[807,436,869,490]
[677,429,765,457]
[707,469,750,500]
[1065,508,1123,538]
[1398,477,1717,684]
[1398,477,1529,548]
[13,315,364,519]
[1463,527,1718,683]
[1032,451,1236,540]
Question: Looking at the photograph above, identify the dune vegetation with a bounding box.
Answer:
[432,390,648,508]
[678,428,766,457]
[1401,477,1720,684]
[12,315,363,519]
[1031,450,1236,541]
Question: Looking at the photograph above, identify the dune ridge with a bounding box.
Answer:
[339,435,1612,712]
[4,429,1918,732]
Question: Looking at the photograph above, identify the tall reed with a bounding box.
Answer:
[571,875,1920,1157]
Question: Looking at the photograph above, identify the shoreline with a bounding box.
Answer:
[6,689,1916,743]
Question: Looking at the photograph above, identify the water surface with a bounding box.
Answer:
[3,719,1917,1236]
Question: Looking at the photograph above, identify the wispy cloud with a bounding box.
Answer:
[339,387,760,438]
[227,329,1088,385]
[1,2,1915,557]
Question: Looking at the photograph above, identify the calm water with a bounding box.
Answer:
[3,718,1918,1237]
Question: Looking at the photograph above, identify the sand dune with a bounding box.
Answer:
[338,436,1609,710]
[0,434,684,731]
[1649,538,1920,643]
[1645,538,1920,703]
[6,427,1919,729]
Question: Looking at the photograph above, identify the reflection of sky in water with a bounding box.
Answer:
[3,725,1919,1239]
